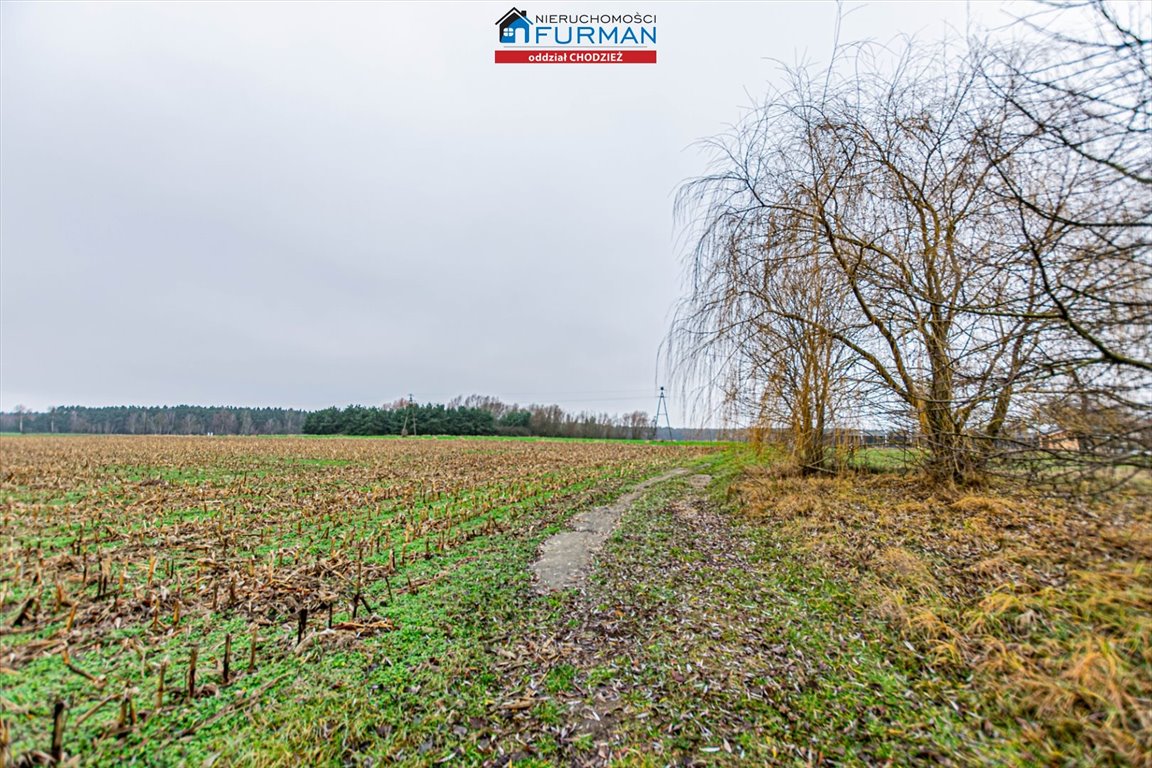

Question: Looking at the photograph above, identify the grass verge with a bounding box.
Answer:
[734,467,1151,766]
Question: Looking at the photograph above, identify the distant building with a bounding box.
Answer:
[1038,428,1080,452]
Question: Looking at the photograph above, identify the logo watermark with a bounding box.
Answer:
[494,7,657,64]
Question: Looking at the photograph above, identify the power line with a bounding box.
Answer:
[443,390,655,399]
[411,390,661,405]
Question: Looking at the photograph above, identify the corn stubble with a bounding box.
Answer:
[0,435,700,763]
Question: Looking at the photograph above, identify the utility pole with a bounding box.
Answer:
[652,386,673,440]
[401,394,417,437]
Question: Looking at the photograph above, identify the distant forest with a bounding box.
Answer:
[0,396,678,440]
[303,395,654,439]
[0,405,309,435]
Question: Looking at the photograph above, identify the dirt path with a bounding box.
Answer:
[495,472,771,763]
[530,468,691,591]
[484,468,983,766]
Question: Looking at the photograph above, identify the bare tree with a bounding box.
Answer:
[623,410,652,440]
[673,43,1052,484]
[986,1,1150,371]
[976,0,1152,467]
[670,195,861,472]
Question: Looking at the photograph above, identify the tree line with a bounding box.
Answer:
[302,395,655,439]
[0,397,657,440]
[0,405,309,435]
[670,1,1150,484]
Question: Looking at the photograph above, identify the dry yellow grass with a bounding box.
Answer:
[734,467,1152,766]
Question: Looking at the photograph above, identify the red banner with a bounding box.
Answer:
[494,49,657,64]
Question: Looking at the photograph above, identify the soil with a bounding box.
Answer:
[529,468,691,592]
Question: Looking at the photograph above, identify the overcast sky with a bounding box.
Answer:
[0,1,1005,421]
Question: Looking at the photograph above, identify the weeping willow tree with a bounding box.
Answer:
[670,42,1055,485]
[668,196,861,473]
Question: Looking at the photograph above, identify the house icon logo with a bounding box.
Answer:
[496,7,531,44]
[492,6,658,64]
